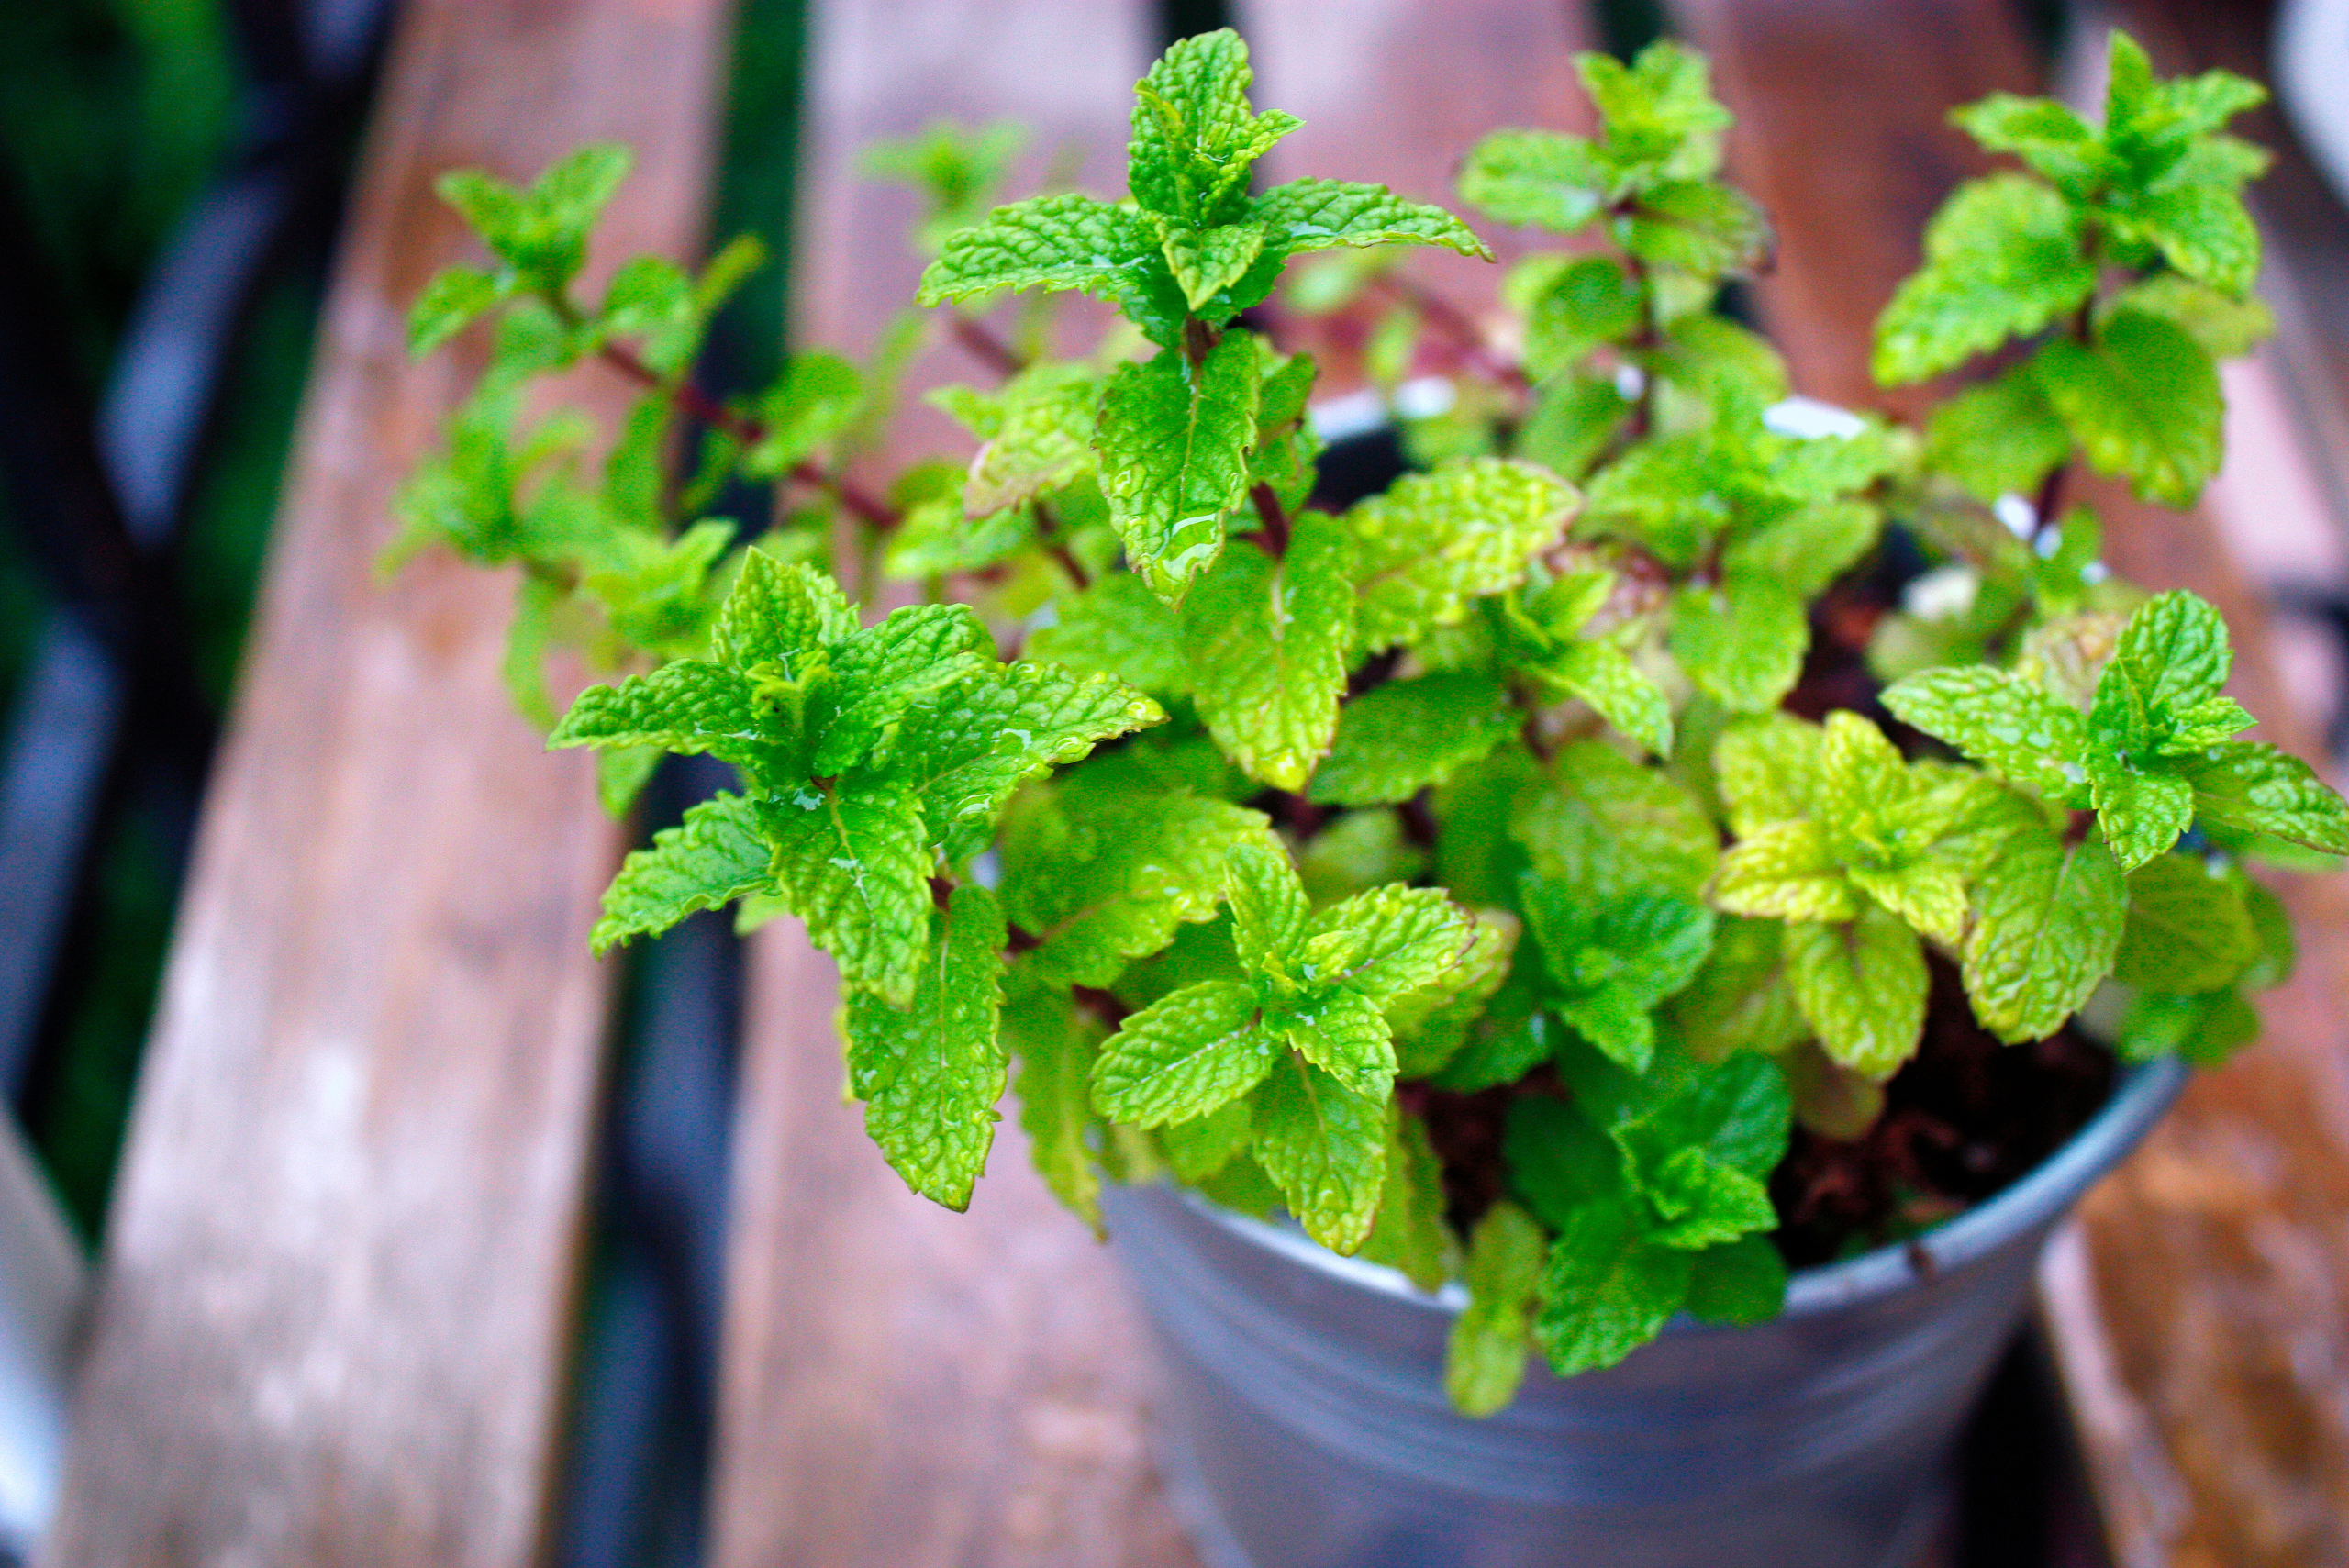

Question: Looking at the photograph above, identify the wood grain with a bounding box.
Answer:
[36,1,728,1562]
[706,6,1202,1566]
[1675,3,2349,1562]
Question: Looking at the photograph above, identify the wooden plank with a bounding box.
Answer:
[1675,3,2349,1563]
[706,6,1203,1566]
[36,1,730,1562]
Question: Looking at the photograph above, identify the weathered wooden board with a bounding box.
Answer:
[36,0,729,1562]
[1677,2,2349,1563]
[706,6,1202,1566]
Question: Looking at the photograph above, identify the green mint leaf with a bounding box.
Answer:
[1882,666,2091,806]
[815,604,996,775]
[714,549,857,670]
[1513,740,1720,900]
[1784,903,1928,1077]
[1091,978,1275,1127]
[1273,987,1396,1100]
[2107,274,2273,360]
[1251,1051,1389,1253]
[1534,1195,1694,1376]
[1522,875,1715,1073]
[1519,375,1637,480]
[1614,1051,1789,1189]
[1162,1096,1254,1182]
[1924,362,2070,504]
[2090,762,2196,873]
[1307,884,1477,1004]
[916,193,1156,306]
[1664,915,1806,1059]
[591,792,773,953]
[1713,713,1824,836]
[1308,673,1515,806]
[1619,180,1770,279]
[1025,573,1191,698]
[1362,1103,1446,1285]
[1720,501,1882,605]
[2035,311,2221,508]
[1458,129,1609,231]
[1445,1200,1547,1416]
[956,363,1102,513]
[2090,590,2232,751]
[2115,178,2260,297]
[1847,861,1970,948]
[1711,822,1859,922]
[1872,173,2094,385]
[894,662,1164,862]
[1685,1236,1790,1326]
[437,145,632,294]
[502,574,562,731]
[1505,1095,1626,1231]
[1003,991,1104,1231]
[1387,917,1517,1079]
[1512,255,1643,378]
[2177,742,2349,856]
[741,352,863,481]
[1227,834,1312,973]
[1581,41,1731,183]
[842,884,1007,1210]
[1127,29,1296,227]
[1251,179,1492,261]
[1640,1151,1776,1249]
[599,255,696,374]
[1542,641,1675,760]
[1003,791,1264,988]
[2113,851,2258,992]
[1348,459,1578,651]
[596,744,662,821]
[2118,985,2260,1067]
[1182,511,1357,789]
[1097,335,1263,597]
[550,661,763,769]
[1669,573,1808,713]
[762,780,932,1006]
[1160,219,1270,310]
[1962,814,2124,1041]
[1952,94,2111,195]
[409,266,506,357]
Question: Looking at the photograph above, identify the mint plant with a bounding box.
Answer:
[397,29,2347,1416]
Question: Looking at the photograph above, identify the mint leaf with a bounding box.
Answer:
[1227,833,1312,973]
[1307,883,1476,1003]
[592,792,773,954]
[1025,573,1191,698]
[2177,743,2349,855]
[1542,640,1675,759]
[1669,573,1809,715]
[2113,852,2258,992]
[1458,129,1609,231]
[1881,666,2091,806]
[2036,311,2222,507]
[713,549,857,669]
[1664,915,1806,1059]
[1720,501,1882,604]
[1953,94,2111,195]
[1873,174,2095,385]
[1097,335,1263,596]
[1711,822,1859,922]
[1252,1051,1388,1253]
[1127,29,1297,227]
[1924,362,2071,503]
[1620,180,1769,279]
[1713,713,1824,836]
[1445,1200,1547,1416]
[2119,985,2260,1066]
[1513,740,1719,900]
[1962,814,2124,1041]
[1581,40,1732,184]
[1360,1109,1456,1293]
[1686,1236,1789,1326]
[894,662,1163,862]
[1505,1096,1625,1230]
[1534,1195,1695,1376]
[551,661,763,770]
[958,362,1102,513]
[843,884,1007,1209]
[1521,874,1715,1072]
[1784,904,1928,1077]
[1308,673,1515,806]
[1162,1097,1254,1182]
[1252,179,1492,261]
[1183,511,1356,790]
[1348,459,1578,651]
[410,266,505,356]
[815,604,995,773]
[916,193,1156,306]
[1003,991,1104,1231]
[1161,219,1270,309]
[2090,763,2196,873]
[762,781,932,1006]
[1387,917,1516,1078]
[1091,978,1275,1127]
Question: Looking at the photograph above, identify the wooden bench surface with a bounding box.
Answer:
[43,0,2349,1563]
[37,0,728,1561]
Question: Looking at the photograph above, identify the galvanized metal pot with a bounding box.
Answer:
[1104,1060,2186,1568]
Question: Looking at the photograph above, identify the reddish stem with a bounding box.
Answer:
[1251,483,1293,558]
[950,316,1028,378]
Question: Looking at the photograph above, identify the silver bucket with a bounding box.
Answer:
[1104,1060,2187,1568]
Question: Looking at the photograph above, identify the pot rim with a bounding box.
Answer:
[1165,1056,2188,1323]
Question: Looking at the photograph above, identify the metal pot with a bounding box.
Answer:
[1104,1060,2187,1568]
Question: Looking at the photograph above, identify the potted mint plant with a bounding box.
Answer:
[395,28,2343,1567]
